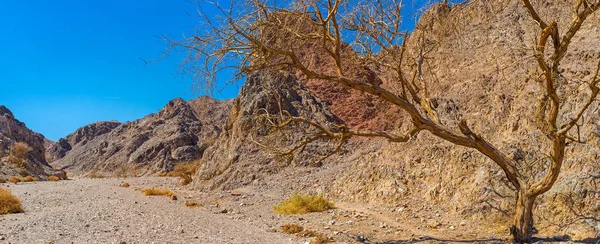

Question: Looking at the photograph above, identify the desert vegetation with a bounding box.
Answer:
[141,188,176,198]
[279,224,329,243]
[8,176,21,184]
[7,142,31,167]
[115,164,138,178]
[170,0,600,241]
[168,161,199,186]
[21,176,37,182]
[274,193,335,214]
[48,176,60,182]
[0,187,24,215]
[88,169,105,179]
[185,201,200,208]
[120,182,130,187]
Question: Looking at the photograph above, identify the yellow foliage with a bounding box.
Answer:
[8,142,31,167]
[170,161,199,186]
[142,188,175,197]
[274,193,335,214]
[22,176,35,182]
[8,176,21,184]
[0,187,24,214]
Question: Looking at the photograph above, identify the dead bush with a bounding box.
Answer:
[185,201,201,208]
[88,169,105,179]
[170,161,199,186]
[8,176,21,184]
[48,176,60,182]
[274,193,335,214]
[115,164,138,178]
[16,168,28,177]
[280,224,304,234]
[22,176,35,182]
[121,182,130,187]
[310,233,331,244]
[0,178,5,183]
[0,187,24,214]
[8,142,31,167]
[142,188,175,197]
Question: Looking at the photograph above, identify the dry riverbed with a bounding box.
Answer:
[0,178,298,244]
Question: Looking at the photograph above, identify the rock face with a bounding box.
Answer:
[0,106,65,179]
[51,97,231,176]
[193,70,340,190]
[330,0,600,238]
[46,121,122,161]
[192,0,600,238]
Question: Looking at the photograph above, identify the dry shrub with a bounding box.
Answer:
[0,187,24,214]
[115,164,138,178]
[8,142,31,167]
[170,161,199,186]
[121,182,130,187]
[274,193,335,214]
[8,176,21,183]
[89,169,105,179]
[48,176,60,182]
[0,178,5,183]
[157,172,168,177]
[310,234,330,244]
[298,230,318,237]
[185,201,201,208]
[16,168,29,177]
[280,224,304,234]
[142,188,175,197]
[22,176,35,182]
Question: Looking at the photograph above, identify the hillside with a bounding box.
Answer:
[50,97,231,176]
[0,106,65,179]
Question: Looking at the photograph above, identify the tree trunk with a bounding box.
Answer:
[510,190,536,243]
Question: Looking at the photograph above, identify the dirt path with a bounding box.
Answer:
[0,178,298,244]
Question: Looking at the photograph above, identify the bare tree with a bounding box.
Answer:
[168,0,600,242]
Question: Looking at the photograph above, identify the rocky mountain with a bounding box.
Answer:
[46,121,122,162]
[50,97,231,176]
[0,106,65,179]
[193,70,342,190]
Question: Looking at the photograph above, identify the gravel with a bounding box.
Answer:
[0,178,298,244]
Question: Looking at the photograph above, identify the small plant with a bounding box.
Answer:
[0,178,5,183]
[88,169,105,179]
[121,182,130,187]
[16,168,29,177]
[274,193,335,214]
[157,172,168,177]
[115,164,138,178]
[8,176,21,184]
[8,142,31,167]
[170,161,199,186]
[0,187,24,214]
[22,176,35,182]
[48,176,60,181]
[298,230,318,237]
[185,201,201,208]
[310,234,330,244]
[142,188,175,197]
[280,224,304,234]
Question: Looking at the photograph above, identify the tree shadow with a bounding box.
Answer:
[372,236,505,244]
[369,235,600,244]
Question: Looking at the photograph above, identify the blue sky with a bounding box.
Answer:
[0,0,443,141]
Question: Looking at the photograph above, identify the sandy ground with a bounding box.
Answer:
[0,178,298,244]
